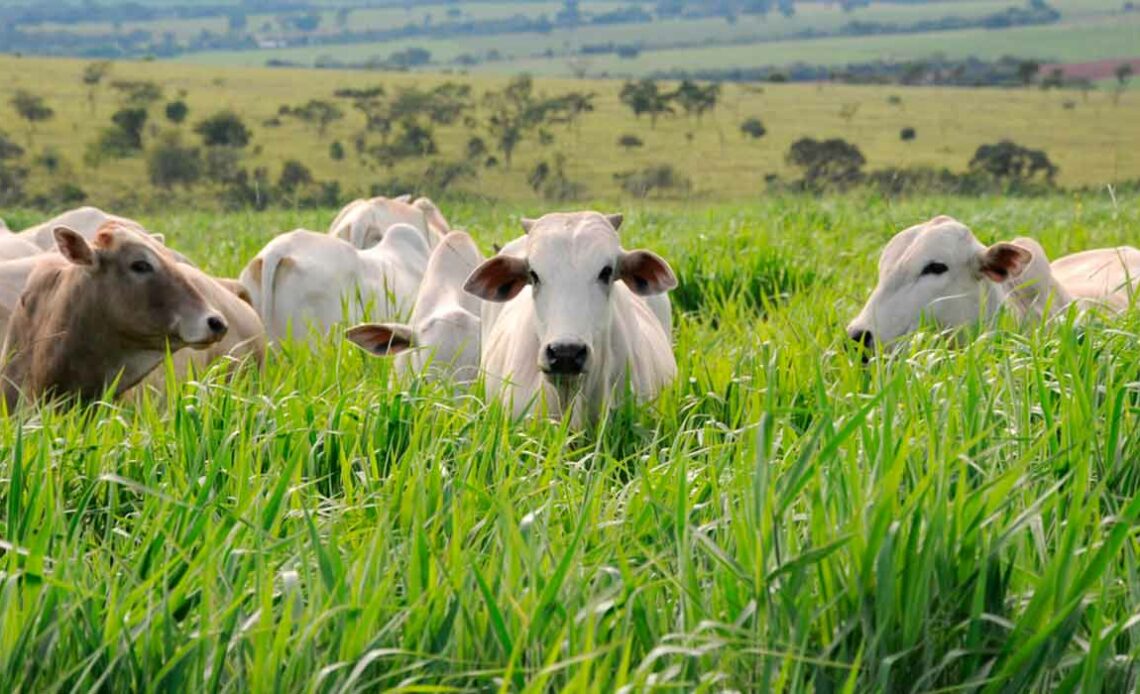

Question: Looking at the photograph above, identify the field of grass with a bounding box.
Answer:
[182,0,1010,69]
[3,193,1140,689]
[1,56,1139,210]
[488,12,1140,77]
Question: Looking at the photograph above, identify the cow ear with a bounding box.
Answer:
[977,242,1031,282]
[605,213,623,231]
[393,193,412,203]
[54,226,96,267]
[464,255,530,302]
[520,217,537,234]
[619,249,677,296]
[346,323,414,355]
[150,232,166,245]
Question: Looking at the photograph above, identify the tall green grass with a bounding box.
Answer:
[2,193,1140,690]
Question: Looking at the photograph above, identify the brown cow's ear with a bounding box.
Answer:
[346,323,414,355]
[605,213,624,231]
[464,255,530,302]
[619,249,677,296]
[977,242,1031,282]
[520,217,537,234]
[54,226,96,267]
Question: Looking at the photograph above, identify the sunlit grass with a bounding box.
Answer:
[2,193,1140,689]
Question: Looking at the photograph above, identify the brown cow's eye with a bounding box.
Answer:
[921,262,948,276]
[130,260,154,274]
[598,265,613,284]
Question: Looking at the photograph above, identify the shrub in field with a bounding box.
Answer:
[194,110,252,148]
[900,126,916,141]
[164,100,189,124]
[0,130,27,205]
[786,137,866,189]
[528,154,587,201]
[277,159,313,193]
[673,80,719,122]
[617,133,644,150]
[81,60,112,114]
[613,164,691,198]
[279,99,344,137]
[618,79,674,127]
[329,140,345,161]
[969,139,1057,184]
[111,79,163,108]
[9,89,53,145]
[85,107,148,164]
[147,132,202,189]
[740,117,766,139]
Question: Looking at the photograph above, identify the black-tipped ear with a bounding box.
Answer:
[464,255,530,302]
[977,242,1032,282]
[619,249,677,296]
[521,217,537,234]
[54,226,95,267]
[605,213,623,231]
[346,323,414,356]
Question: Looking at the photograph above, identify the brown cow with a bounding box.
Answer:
[1,223,227,409]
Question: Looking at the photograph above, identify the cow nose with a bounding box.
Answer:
[848,328,873,349]
[543,341,589,375]
[207,315,228,337]
[848,325,870,355]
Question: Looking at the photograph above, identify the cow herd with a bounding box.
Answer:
[0,204,1137,425]
[0,199,678,425]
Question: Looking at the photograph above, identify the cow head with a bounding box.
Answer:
[846,216,1031,352]
[54,223,228,349]
[465,211,675,380]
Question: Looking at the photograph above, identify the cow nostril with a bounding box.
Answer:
[207,315,227,335]
[848,328,874,350]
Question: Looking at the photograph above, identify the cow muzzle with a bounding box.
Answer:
[540,340,590,376]
[178,312,229,347]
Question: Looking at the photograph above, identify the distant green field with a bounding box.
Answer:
[182,0,1038,69]
[480,12,1140,77]
[1,55,1138,207]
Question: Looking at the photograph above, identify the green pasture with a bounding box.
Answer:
[3,193,1140,689]
[1,56,1139,209]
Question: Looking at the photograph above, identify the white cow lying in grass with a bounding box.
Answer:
[346,231,483,383]
[847,215,1140,351]
[328,195,448,250]
[240,224,429,343]
[465,211,677,425]
[17,206,143,251]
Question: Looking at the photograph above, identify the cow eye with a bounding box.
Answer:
[130,260,154,274]
[529,270,540,285]
[598,265,613,284]
[921,261,948,276]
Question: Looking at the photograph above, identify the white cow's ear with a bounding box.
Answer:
[619,250,677,295]
[605,213,624,231]
[520,218,537,234]
[977,242,1031,282]
[465,255,530,302]
[54,226,96,267]
[346,323,414,355]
